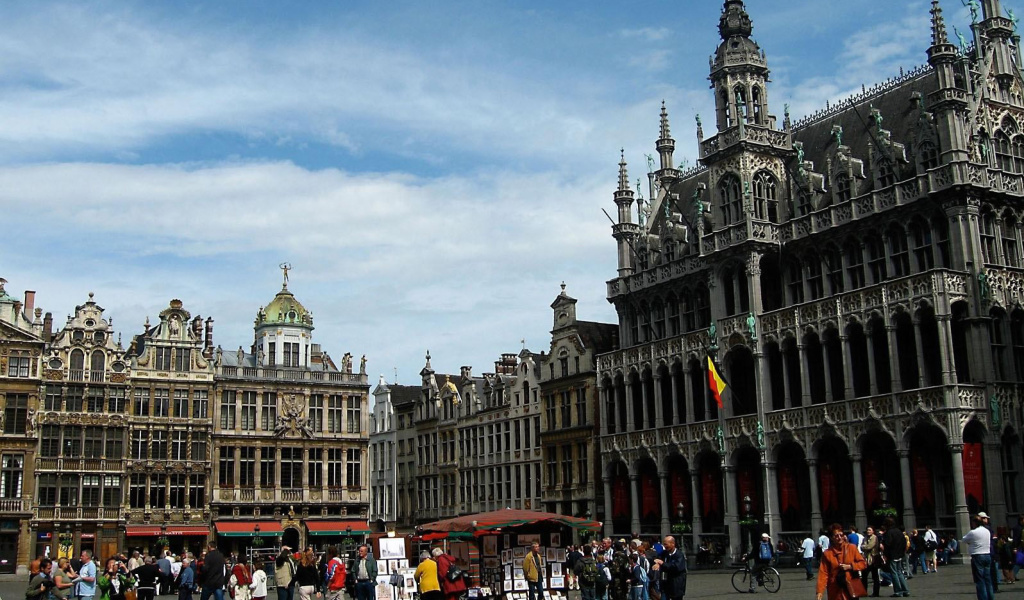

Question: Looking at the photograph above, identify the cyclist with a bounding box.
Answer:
[746,533,776,593]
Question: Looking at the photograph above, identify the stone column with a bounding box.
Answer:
[639,377,650,429]
[723,464,740,560]
[983,441,1007,527]
[763,460,780,539]
[598,384,609,435]
[630,472,642,534]
[781,347,793,408]
[603,476,613,537]
[841,333,856,399]
[899,450,918,532]
[887,324,902,393]
[625,379,636,431]
[659,469,671,537]
[936,315,956,386]
[948,444,970,538]
[913,317,927,388]
[690,469,704,551]
[852,454,867,527]
[670,368,681,425]
[822,341,835,402]
[799,343,812,406]
[808,459,823,536]
[865,330,879,396]
[653,372,665,428]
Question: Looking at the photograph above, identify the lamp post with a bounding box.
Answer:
[344,525,354,553]
[742,495,753,557]
[878,481,889,509]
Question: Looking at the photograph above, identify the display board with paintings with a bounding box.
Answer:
[488,531,567,600]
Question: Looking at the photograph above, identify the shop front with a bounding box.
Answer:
[215,521,283,557]
[305,520,370,557]
[125,525,210,557]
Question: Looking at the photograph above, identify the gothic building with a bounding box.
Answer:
[0,281,47,574]
[211,279,371,552]
[598,0,1024,557]
[540,285,617,523]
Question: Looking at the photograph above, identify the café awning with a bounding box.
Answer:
[419,509,601,535]
[215,521,283,537]
[305,520,371,536]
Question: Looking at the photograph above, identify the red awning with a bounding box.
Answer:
[215,521,283,537]
[305,520,371,536]
[165,526,210,536]
[126,526,162,537]
[419,509,602,533]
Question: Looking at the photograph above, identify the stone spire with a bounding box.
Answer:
[719,0,753,40]
[657,102,676,171]
[617,149,630,192]
[930,0,949,46]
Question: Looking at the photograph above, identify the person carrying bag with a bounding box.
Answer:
[817,523,868,600]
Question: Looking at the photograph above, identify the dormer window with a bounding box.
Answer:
[94,332,105,344]
[72,330,84,343]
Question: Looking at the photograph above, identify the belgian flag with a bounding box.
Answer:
[706,354,727,409]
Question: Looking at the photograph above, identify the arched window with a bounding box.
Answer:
[877,159,896,187]
[824,245,845,294]
[888,225,910,277]
[835,173,852,202]
[981,210,998,264]
[651,300,665,340]
[866,235,887,283]
[910,218,935,271]
[1013,135,1024,173]
[786,258,804,304]
[90,350,104,378]
[751,86,763,124]
[69,349,85,380]
[1002,211,1020,267]
[666,294,680,336]
[718,173,743,225]
[806,254,824,300]
[752,170,778,222]
[721,89,732,129]
[734,86,748,122]
[919,141,939,171]
[933,216,951,267]
[995,131,1014,172]
[845,239,865,289]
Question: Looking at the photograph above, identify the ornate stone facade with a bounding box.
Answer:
[599,0,1024,560]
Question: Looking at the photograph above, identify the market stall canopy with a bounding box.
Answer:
[419,509,601,535]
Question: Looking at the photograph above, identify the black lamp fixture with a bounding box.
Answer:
[878,481,889,508]
[252,524,264,548]
[676,501,686,522]
[742,495,752,517]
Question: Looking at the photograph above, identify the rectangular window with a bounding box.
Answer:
[1,454,23,499]
[545,395,556,430]
[328,395,343,433]
[241,391,257,431]
[219,446,235,487]
[87,388,104,413]
[514,420,521,451]
[260,448,276,488]
[220,391,236,429]
[45,385,62,411]
[847,244,866,290]
[133,389,150,417]
[308,449,322,487]
[189,474,205,507]
[171,430,187,460]
[151,430,167,460]
[524,417,531,448]
[105,429,123,459]
[81,474,101,507]
[283,342,298,367]
[60,474,80,506]
[153,389,169,418]
[347,396,361,434]
[346,448,361,488]
[129,474,146,509]
[533,416,540,448]
[7,354,30,378]
[807,258,824,300]
[156,348,172,371]
[239,447,255,487]
[3,394,27,434]
[268,342,276,366]
[309,394,323,432]
[577,443,588,484]
[41,425,60,457]
[108,388,126,413]
[174,348,190,372]
[131,429,146,460]
[102,475,121,507]
[83,426,103,459]
[191,432,207,461]
[575,389,586,426]
[174,390,189,418]
[65,386,84,412]
[149,474,165,508]
[547,449,557,487]
[169,473,186,508]
[560,391,571,428]
[867,237,888,283]
[328,448,343,487]
[281,447,302,488]
[561,446,573,486]
[63,425,82,458]
[261,392,277,431]
[38,473,57,506]
[192,390,208,419]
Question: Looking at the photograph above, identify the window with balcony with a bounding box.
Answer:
[83,426,103,459]
[69,350,85,381]
[103,475,121,507]
[308,449,322,487]
[241,391,257,431]
[219,446,235,487]
[81,475,101,507]
[328,448,343,488]
[220,391,236,429]
[189,474,205,507]
[38,473,57,506]
[1,454,23,499]
[346,448,361,488]
[106,429,123,459]
[63,426,82,458]
[240,447,255,487]
[60,474,80,506]
[718,173,743,225]
[3,394,27,434]
[260,448,276,488]
[281,447,302,489]
[90,350,104,382]
[752,170,778,222]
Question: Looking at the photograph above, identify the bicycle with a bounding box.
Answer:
[731,562,781,593]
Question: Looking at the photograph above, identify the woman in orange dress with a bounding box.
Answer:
[817,523,867,600]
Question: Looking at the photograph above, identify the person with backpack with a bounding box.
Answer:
[323,547,347,600]
[745,533,775,593]
[433,548,464,600]
[231,561,253,600]
[596,553,613,600]
[880,518,910,598]
[578,547,600,600]
[566,545,583,591]
[627,554,647,600]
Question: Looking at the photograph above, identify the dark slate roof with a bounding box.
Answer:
[577,320,618,354]
[390,384,421,408]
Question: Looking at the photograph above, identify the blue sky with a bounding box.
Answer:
[1,0,959,386]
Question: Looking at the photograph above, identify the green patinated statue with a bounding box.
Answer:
[747,312,757,341]
[978,270,991,301]
[990,394,1001,426]
[756,421,765,449]
[716,425,725,453]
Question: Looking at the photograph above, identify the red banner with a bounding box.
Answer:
[671,469,690,516]
[702,469,722,519]
[641,472,659,518]
[912,451,934,507]
[820,461,838,513]
[779,464,799,512]
[612,475,629,519]
[962,443,985,509]
[863,456,880,508]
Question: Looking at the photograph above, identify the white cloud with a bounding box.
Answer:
[619,27,671,42]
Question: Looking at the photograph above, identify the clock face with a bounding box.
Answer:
[557,312,568,325]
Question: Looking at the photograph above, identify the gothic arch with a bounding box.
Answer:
[717,172,743,226]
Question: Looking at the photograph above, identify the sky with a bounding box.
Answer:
[0,0,965,388]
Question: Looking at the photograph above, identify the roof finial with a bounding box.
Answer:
[618,149,629,191]
[279,262,291,289]
[659,101,671,140]
[719,0,753,40]
[560,281,566,294]
[931,1,950,46]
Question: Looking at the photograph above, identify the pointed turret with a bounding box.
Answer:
[611,151,639,277]
[929,0,957,63]
[979,0,1017,83]
[710,0,772,133]
[928,0,970,164]
[617,149,630,193]
[719,0,753,40]
[656,101,676,171]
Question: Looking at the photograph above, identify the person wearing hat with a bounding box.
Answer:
[978,512,999,593]
[744,533,776,593]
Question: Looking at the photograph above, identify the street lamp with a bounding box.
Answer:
[742,495,753,556]
[253,524,264,548]
[878,481,889,509]
[676,502,685,522]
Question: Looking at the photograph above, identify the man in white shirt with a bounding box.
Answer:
[963,516,994,600]
[817,530,830,554]
[923,525,939,573]
[800,535,816,580]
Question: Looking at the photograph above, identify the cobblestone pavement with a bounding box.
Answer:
[1,564,1015,600]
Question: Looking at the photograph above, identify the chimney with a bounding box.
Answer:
[204,317,214,358]
[43,312,53,342]
[23,291,35,319]
[12,301,21,320]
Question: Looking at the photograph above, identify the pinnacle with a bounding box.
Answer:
[660,101,672,140]
[930,0,950,46]
[618,150,630,192]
